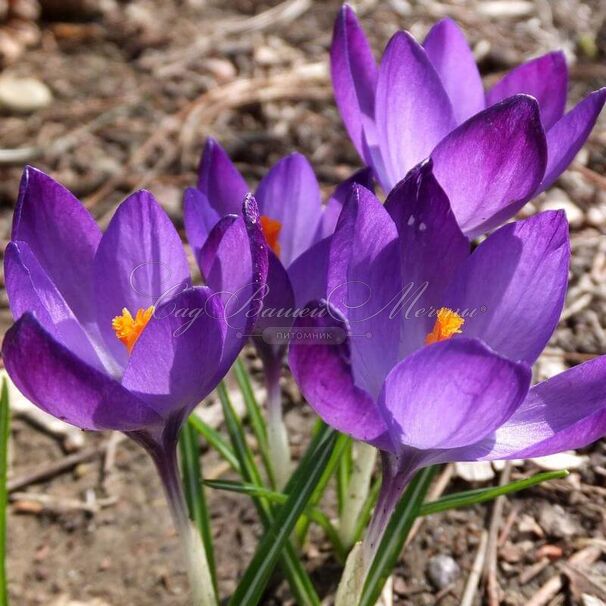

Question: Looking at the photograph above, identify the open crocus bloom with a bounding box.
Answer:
[331,5,606,237]
[2,167,267,436]
[289,163,606,553]
[184,138,373,484]
[184,137,373,314]
[2,167,268,604]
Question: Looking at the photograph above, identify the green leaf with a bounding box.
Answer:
[179,419,217,597]
[217,382,320,606]
[295,433,351,548]
[229,426,338,606]
[351,476,381,546]
[0,379,10,606]
[233,359,275,485]
[204,478,282,499]
[357,467,567,606]
[359,466,438,606]
[204,479,347,561]
[188,414,241,474]
[337,439,352,516]
[282,421,330,492]
[420,469,569,516]
[282,423,348,555]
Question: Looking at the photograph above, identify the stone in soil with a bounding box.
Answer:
[426,554,461,590]
[0,76,52,112]
[539,503,580,538]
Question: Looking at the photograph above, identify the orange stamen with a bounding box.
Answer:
[425,307,464,345]
[112,306,155,354]
[260,215,282,257]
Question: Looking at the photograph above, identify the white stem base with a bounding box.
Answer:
[336,543,394,606]
[268,413,292,489]
[335,542,365,606]
[174,512,217,606]
[266,370,291,489]
[145,434,218,606]
[339,441,377,549]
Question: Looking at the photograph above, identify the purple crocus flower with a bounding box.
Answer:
[289,162,606,562]
[184,137,372,485]
[2,167,268,605]
[331,5,606,237]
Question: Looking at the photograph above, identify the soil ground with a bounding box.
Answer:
[1,0,606,604]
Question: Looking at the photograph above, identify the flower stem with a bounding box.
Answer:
[338,441,377,550]
[363,451,417,568]
[131,428,218,606]
[265,361,291,489]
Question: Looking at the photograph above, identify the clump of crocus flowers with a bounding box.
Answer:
[2,5,606,605]
[3,167,268,606]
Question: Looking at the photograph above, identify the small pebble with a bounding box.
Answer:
[203,58,237,83]
[393,576,408,596]
[13,500,43,514]
[530,451,588,471]
[426,554,460,590]
[454,461,495,482]
[535,544,563,560]
[539,503,579,538]
[587,206,606,228]
[0,77,52,113]
[500,542,524,563]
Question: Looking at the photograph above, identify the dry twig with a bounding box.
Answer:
[526,547,603,606]
[461,530,489,606]
[485,461,512,606]
[8,440,111,493]
[11,491,117,514]
[152,0,312,76]
[405,463,454,548]
[85,63,329,209]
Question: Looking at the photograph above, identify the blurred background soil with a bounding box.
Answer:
[0,0,606,604]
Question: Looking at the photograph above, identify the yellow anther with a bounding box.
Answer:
[112,306,155,354]
[260,215,282,257]
[425,307,464,345]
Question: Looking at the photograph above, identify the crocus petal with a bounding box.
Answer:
[198,215,238,279]
[431,95,547,237]
[94,191,192,369]
[253,251,295,368]
[486,51,567,130]
[5,241,105,372]
[327,184,400,398]
[385,160,469,355]
[288,300,392,450]
[444,211,569,365]
[197,137,248,216]
[2,314,161,431]
[423,18,485,123]
[379,338,531,450]
[539,88,606,193]
[12,167,101,326]
[200,194,269,374]
[316,168,375,240]
[183,187,221,262]
[258,252,295,333]
[121,287,225,419]
[255,153,322,267]
[288,236,331,309]
[330,4,379,162]
[458,355,606,460]
[375,31,456,190]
